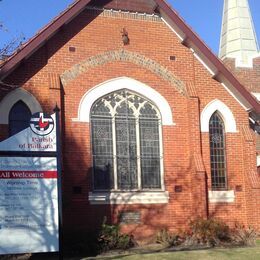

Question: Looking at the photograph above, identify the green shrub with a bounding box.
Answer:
[97,218,135,252]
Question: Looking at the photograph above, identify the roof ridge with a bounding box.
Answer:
[0,0,259,113]
[0,0,81,68]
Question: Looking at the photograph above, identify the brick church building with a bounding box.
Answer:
[0,0,259,241]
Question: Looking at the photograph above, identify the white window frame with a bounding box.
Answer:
[200,99,237,133]
[87,81,170,204]
[89,191,169,205]
[208,190,235,203]
[0,88,42,124]
[73,77,175,126]
[202,101,236,202]
[91,90,165,192]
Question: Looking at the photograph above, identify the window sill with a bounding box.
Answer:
[208,190,235,203]
[88,191,169,205]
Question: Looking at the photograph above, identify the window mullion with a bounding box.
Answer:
[91,90,163,192]
[136,118,141,190]
[209,112,227,190]
[158,120,165,190]
[112,117,118,190]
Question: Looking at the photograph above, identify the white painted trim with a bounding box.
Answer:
[159,119,165,190]
[200,99,237,133]
[161,17,184,41]
[162,17,216,77]
[208,190,235,203]
[74,77,175,125]
[220,83,249,111]
[161,10,253,112]
[135,119,142,190]
[0,88,42,124]
[252,93,260,101]
[192,51,216,76]
[90,89,165,193]
[257,155,260,167]
[88,191,169,205]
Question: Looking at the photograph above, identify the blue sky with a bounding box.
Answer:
[0,0,259,55]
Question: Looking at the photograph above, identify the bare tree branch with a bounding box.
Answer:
[0,0,23,90]
[0,35,25,60]
[0,0,25,60]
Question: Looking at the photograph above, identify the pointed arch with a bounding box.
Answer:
[200,99,237,133]
[0,88,42,124]
[74,77,175,125]
[90,89,163,191]
[209,111,227,190]
[9,101,32,136]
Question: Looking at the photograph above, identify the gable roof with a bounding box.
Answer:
[0,0,259,113]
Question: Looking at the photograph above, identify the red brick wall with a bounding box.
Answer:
[223,57,260,93]
[1,8,259,240]
[221,57,260,230]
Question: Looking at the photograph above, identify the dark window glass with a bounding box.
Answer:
[116,118,137,190]
[91,118,114,190]
[140,119,161,189]
[90,89,162,191]
[9,101,31,136]
[209,112,227,190]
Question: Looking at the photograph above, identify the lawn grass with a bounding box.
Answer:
[98,240,260,260]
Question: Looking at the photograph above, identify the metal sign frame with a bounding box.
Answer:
[0,107,63,259]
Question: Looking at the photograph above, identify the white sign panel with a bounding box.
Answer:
[0,113,56,152]
[0,157,59,255]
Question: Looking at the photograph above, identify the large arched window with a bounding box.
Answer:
[209,112,227,190]
[90,89,162,191]
[9,101,31,136]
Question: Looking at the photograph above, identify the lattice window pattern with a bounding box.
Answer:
[209,112,227,190]
[91,89,162,191]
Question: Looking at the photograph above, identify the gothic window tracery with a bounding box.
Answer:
[209,111,227,190]
[91,89,162,191]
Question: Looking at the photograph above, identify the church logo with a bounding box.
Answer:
[30,113,54,136]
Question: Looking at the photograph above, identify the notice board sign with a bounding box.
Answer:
[0,112,61,255]
[0,113,56,152]
[0,157,58,254]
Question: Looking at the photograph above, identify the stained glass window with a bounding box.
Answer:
[209,112,227,190]
[91,89,162,191]
[9,101,31,136]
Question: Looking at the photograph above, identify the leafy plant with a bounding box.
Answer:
[97,217,135,252]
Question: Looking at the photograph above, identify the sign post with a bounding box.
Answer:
[0,109,62,256]
[54,106,63,260]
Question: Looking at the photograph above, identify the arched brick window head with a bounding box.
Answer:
[9,101,31,136]
[209,111,227,190]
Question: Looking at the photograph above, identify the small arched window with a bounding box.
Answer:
[9,101,31,136]
[209,112,227,190]
[90,89,163,191]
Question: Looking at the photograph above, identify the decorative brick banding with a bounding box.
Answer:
[85,7,162,22]
[60,49,187,95]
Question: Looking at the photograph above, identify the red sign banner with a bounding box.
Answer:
[0,171,58,179]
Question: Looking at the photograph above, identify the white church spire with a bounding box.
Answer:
[219,0,259,67]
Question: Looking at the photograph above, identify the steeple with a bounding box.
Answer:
[219,0,259,67]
